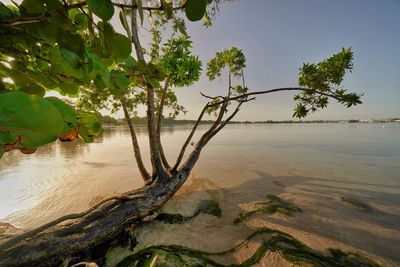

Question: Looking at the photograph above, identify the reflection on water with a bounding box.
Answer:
[0,123,399,264]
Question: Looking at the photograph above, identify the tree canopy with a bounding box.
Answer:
[0,0,362,164]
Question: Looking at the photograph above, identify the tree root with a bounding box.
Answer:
[116,227,380,267]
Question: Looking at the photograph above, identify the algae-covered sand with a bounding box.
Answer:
[105,172,399,266]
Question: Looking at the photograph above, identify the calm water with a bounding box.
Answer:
[0,123,399,264]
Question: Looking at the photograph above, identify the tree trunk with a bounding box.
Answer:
[0,168,194,266]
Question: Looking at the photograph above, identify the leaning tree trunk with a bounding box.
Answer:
[0,162,197,266]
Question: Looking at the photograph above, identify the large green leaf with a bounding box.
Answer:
[87,0,114,21]
[185,0,207,22]
[0,91,63,149]
[45,97,77,134]
[113,33,132,59]
[103,22,115,55]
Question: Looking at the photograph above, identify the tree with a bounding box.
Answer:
[0,0,362,265]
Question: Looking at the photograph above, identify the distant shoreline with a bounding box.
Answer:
[102,117,400,126]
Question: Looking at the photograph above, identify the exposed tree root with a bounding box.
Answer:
[0,171,191,267]
[115,227,380,267]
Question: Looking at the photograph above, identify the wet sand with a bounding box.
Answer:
[132,172,400,266]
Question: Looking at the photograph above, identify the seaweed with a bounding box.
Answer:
[116,226,380,267]
[340,196,373,213]
[233,194,302,224]
[155,199,222,224]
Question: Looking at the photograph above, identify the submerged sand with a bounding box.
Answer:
[131,173,400,266]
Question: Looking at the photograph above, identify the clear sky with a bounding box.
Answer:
[173,0,400,121]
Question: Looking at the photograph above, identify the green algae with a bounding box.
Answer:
[233,194,302,224]
[110,198,379,267]
[116,226,380,267]
[340,196,373,213]
[155,199,222,224]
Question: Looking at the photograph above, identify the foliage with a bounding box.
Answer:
[294,48,363,118]
[0,0,212,158]
[207,47,246,80]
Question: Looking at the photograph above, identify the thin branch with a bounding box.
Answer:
[120,97,152,184]
[156,76,171,170]
[0,2,85,26]
[195,99,229,149]
[200,92,224,100]
[79,6,103,33]
[173,103,209,171]
[205,98,254,143]
[0,0,185,27]
[111,1,186,11]
[228,71,232,97]
[206,87,340,107]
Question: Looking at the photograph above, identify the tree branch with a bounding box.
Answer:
[130,5,167,180]
[172,103,209,171]
[120,97,152,184]
[156,76,171,170]
[0,2,85,26]
[206,87,340,107]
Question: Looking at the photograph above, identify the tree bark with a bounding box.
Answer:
[130,6,167,180]
[156,76,171,171]
[120,97,152,184]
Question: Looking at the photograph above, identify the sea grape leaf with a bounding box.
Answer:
[0,91,63,149]
[45,97,77,135]
[87,0,114,21]
[77,111,103,143]
[20,0,44,14]
[103,21,115,55]
[185,0,207,22]
[19,84,46,97]
[113,33,132,59]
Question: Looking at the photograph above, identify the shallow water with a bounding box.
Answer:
[0,123,399,265]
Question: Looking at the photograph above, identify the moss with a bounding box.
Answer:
[155,199,222,224]
[340,196,372,213]
[233,194,302,224]
[116,226,380,267]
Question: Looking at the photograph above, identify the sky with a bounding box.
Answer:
[175,0,400,121]
[4,0,400,121]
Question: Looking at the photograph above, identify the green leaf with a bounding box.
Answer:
[113,74,130,91]
[119,10,132,40]
[45,97,77,134]
[38,22,58,42]
[74,13,88,30]
[19,84,46,97]
[103,21,115,55]
[20,0,44,14]
[77,111,103,143]
[86,0,114,21]
[147,77,160,88]
[0,145,3,158]
[0,91,63,149]
[185,0,207,22]
[113,33,132,59]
